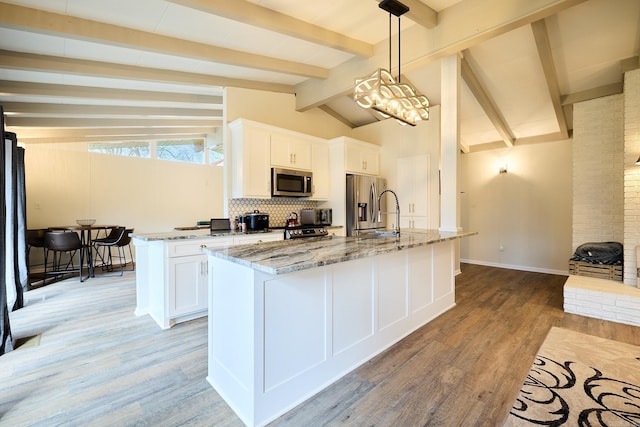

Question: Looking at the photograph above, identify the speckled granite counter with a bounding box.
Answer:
[130,229,277,241]
[205,229,476,275]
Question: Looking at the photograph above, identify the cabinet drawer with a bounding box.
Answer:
[168,238,234,257]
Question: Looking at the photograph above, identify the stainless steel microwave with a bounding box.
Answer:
[271,168,313,197]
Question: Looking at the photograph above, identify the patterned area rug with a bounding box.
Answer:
[505,327,640,426]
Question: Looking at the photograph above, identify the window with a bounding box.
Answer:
[156,139,204,164]
[208,143,224,166]
[88,142,150,157]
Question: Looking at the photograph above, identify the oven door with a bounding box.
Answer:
[272,168,313,197]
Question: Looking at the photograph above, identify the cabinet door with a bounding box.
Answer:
[232,125,271,198]
[310,142,329,200]
[271,132,312,170]
[344,143,364,174]
[360,146,380,175]
[168,254,207,317]
[345,142,380,175]
[412,155,429,217]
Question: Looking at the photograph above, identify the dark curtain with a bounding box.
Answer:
[6,131,27,309]
[1,106,14,355]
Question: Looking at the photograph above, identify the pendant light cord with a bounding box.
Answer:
[387,12,402,83]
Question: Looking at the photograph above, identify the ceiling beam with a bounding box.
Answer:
[460,53,514,147]
[167,0,374,57]
[5,117,220,128]
[9,127,216,139]
[0,80,223,104]
[1,102,221,118]
[296,0,588,111]
[16,134,209,145]
[373,0,438,29]
[0,50,295,94]
[561,82,623,105]
[466,131,570,153]
[318,105,356,129]
[531,19,569,139]
[0,2,328,80]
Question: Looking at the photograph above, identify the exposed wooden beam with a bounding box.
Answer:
[296,0,588,111]
[0,50,295,94]
[561,82,623,105]
[16,134,209,145]
[1,102,221,118]
[465,131,571,153]
[9,126,216,139]
[531,19,569,139]
[0,80,223,104]
[318,105,356,129]
[5,117,220,128]
[460,53,514,147]
[373,0,438,29]
[0,2,328,79]
[168,0,373,58]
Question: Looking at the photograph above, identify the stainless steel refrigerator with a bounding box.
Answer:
[346,174,387,236]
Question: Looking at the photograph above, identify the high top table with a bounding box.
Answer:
[48,225,119,278]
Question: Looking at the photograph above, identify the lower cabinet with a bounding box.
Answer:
[134,232,283,329]
[168,254,208,318]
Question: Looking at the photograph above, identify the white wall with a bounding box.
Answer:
[459,140,573,274]
[24,144,224,233]
[226,87,351,139]
[351,107,442,230]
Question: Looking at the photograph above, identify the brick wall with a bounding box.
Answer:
[572,95,624,251]
[624,69,640,285]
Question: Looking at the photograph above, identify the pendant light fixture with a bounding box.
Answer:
[354,0,430,126]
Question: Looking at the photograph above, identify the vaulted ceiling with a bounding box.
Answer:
[0,0,638,152]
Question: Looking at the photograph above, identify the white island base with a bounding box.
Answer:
[207,239,456,427]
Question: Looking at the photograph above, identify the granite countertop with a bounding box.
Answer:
[205,229,477,275]
[130,229,278,241]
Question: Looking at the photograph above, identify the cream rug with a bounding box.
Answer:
[505,327,640,426]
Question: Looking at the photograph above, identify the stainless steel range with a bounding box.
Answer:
[283,225,329,240]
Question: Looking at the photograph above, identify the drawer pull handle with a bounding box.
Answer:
[200,244,207,249]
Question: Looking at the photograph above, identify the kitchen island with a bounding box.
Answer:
[205,229,476,427]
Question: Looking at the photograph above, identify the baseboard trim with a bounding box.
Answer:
[460,259,568,276]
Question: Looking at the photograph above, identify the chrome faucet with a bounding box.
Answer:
[377,189,400,235]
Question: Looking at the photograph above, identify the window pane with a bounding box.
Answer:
[208,143,224,166]
[156,139,204,164]
[88,142,150,157]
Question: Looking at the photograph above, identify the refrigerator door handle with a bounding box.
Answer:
[370,182,376,223]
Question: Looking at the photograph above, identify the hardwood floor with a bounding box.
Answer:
[2,264,639,426]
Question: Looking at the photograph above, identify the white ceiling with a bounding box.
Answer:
[0,0,638,151]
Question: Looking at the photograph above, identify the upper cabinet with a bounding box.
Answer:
[310,142,329,200]
[229,119,271,199]
[331,137,381,176]
[228,118,329,200]
[270,132,312,170]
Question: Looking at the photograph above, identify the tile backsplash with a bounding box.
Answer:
[229,198,318,228]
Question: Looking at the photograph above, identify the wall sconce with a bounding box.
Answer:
[499,164,508,174]
[635,156,640,165]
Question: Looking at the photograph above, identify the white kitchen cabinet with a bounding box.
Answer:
[310,142,329,200]
[344,138,380,176]
[270,132,312,170]
[397,154,429,229]
[229,119,271,199]
[228,118,329,199]
[133,231,283,329]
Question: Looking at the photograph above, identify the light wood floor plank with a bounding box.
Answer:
[2,263,639,426]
